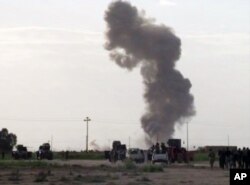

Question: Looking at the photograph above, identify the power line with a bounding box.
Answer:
[0,118,249,127]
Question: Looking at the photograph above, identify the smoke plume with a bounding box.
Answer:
[90,140,110,151]
[105,1,195,144]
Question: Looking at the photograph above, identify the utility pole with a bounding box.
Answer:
[187,122,189,151]
[51,135,53,151]
[186,122,189,163]
[84,117,91,152]
[128,136,131,149]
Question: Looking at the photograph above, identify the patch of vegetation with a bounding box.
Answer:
[47,169,53,176]
[193,152,209,161]
[8,169,21,181]
[137,176,151,182]
[74,174,107,183]
[53,151,105,160]
[126,182,137,185]
[99,164,112,170]
[60,176,70,182]
[141,164,164,172]
[127,182,151,185]
[34,171,48,182]
[124,159,137,170]
[106,173,120,180]
[68,169,74,176]
[127,172,141,178]
[0,160,49,169]
[106,182,118,185]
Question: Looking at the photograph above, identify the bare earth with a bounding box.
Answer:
[0,160,229,185]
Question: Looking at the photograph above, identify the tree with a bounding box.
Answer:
[0,128,17,158]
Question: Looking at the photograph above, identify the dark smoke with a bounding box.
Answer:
[105,1,195,144]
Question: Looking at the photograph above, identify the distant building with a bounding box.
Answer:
[201,146,237,152]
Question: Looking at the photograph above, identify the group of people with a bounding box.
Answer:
[208,147,250,169]
[151,142,167,154]
[218,147,250,169]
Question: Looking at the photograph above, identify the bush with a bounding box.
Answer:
[0,160,49,169]
[8,169,21,181]
[74,174,106,183]
[142,165,163,172]
[34,171,48,182]
[124,159,137,170]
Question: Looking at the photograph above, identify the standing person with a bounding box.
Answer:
[225,148,231,169]
[218,150,225,169]
[161,143,167,153]
[208,149,216,169]
[1,152,5,159]
[65,151,69,160]
[246,148,250,169]
[155,143,160,154]
[231,149,237,169]
[221,149,226,169]
[237,148,243,169]
[242,147,247,169]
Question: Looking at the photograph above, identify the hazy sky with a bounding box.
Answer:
[0,0,249,151]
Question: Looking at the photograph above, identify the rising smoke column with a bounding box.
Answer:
[104,1,195,144]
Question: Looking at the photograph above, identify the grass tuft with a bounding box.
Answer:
[141,164,164,172]
[8,169,21,181]
[34,171,48,182]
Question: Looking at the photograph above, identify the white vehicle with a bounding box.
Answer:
[128,148,145,163]
[152,152,169,164]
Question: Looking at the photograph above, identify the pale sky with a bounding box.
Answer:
[0,0,249,151]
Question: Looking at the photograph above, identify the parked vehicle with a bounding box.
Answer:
[167,139,188,163]
[36,143,53,160]
[152,151,169,164]
[128,148,145,163]
[12,145,32,160]
[104,141,127,162]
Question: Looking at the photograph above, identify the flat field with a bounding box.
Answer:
[0,160,229,185]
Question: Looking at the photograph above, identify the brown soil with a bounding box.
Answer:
[0,160,229,185]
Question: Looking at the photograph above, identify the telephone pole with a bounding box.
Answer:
[128,136,131,149]
[187,122,189,151]
[84,117,91,152]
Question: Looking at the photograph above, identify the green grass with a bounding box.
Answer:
[8,169,21,181]
[53,151,105,160]
[0,160,58,169]
[193,152,209,161]
[124,159,137,170]
[34,171,48,182]
[0,150,105,160]
[193,152,219,161]
[74,174,107,183]
[137,176,151,182]
[141,164,164,172]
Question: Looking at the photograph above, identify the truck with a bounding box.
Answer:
[104,141,127,162]
[128,148,145,163]
[149,143,169,164]
[12,145,32,160]
[36,143,53,160]
[167,139,193,163]
[152,151,169,164]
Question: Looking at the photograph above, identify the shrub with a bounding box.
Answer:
[8,169,21,181]
[34,171,48,182]
[124,159,137,170]
[142,165,163,172]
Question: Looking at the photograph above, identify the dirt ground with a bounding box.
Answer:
[0,160,229,185]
